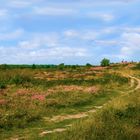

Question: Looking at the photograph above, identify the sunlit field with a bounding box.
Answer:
[0,63,139,140]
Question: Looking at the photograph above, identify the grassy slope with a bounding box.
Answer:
[0,64,139,139]
[48,91,140,140]
[46,67,140,140]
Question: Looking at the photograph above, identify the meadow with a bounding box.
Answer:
[0,63,139,140]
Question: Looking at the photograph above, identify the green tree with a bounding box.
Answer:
[86,63,92,67]
[32,64,36,69]
[0,64,8,70]
[135,62,140,69]
[101,58,110,67]
[58,63,65,70]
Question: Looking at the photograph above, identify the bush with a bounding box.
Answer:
[32,64,36,69]
[0,64,8,70]
[0,97,42,130]
[58,63,65,70]
[10,75,31,85]
[86,63,92,67]
[101,58,110,67]
[135,62,140,69]
[0,83,6,89]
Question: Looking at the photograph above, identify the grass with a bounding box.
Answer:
[0,64,139,139]
[47,90,140,140]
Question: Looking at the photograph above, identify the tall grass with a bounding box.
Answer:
[49,91,140,140]
[0,69,129,89]
[135,63,140,69]
[0,67,131,138]
[0,96,43,130]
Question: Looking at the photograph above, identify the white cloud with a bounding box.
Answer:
[123,27,140,33]
[0,45,88,64]
[35,47,88,58]
[0,29,90,64]
[1,25,140,64]
[64,30,79,38]
[19,33,59,50]
[33,7,77,16]
[63,29,98,40]
[0,9,8,19]
[19,41,39,50]
[87,13,115,22]
[82,31,98,40]
[94,40,119,46]
[120,32,140,56]
[7,0,32,8]
[0,29,24,40]
[102,30,140,60]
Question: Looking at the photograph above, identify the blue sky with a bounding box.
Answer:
[0,0,140,64]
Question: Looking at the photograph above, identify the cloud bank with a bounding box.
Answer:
[0,0,140,64]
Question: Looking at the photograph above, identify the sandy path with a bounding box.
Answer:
[40,75,140,136]
[43,106,103,123]
[128,76,140,90]
[9,75,140,140]
[40,106,103,136]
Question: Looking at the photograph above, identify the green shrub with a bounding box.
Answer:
[0,83,6,89]
[58,63,65,70]
[135,62,140,69]
[101,58,110,67]
[0,64,8,70]
[0,97,42,130]
[32,64,36,69]
[103,73,129,84]
[10,75,31,85]
[86,63,92,67]
[0,111,41,129]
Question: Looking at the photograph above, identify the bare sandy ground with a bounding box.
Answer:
[40,75,140,136]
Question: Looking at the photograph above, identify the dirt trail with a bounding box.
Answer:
[40,75,140,136]
[128,76,140,90]
[130,78,135,88]
[40,128,66,136]
[43,106,103,123]
[46,113,88,122]
[40,106,103,136]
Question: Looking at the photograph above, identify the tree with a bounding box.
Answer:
[135,62,140,69]
[86,63,92,67]
[100,58,110,67]
[32,64,36,69]
[0,64,8,70]
[58,63,65,70]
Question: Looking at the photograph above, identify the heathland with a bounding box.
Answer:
[0,63,140,140]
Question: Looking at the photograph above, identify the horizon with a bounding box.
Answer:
[0,0,140,64]
[0,60,139,66]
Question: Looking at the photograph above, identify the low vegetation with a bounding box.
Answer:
[101,58,110,67]
[50,91,140,140]
[0,62,139,139]
[135,62,140,69]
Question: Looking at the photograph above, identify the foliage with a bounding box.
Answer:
[32,64,36,69]
[10,75,31,85]
[0,97,42,130]
[86,63,92,67]
[0,64,138,139]
[0,64,8,70]
[58,63,65,70]
[135,62,140,69]
[0,83,6,89]
[101,58,110,67]
[50,91,140,140]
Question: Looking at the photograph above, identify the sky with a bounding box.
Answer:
[0,0,140,65]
